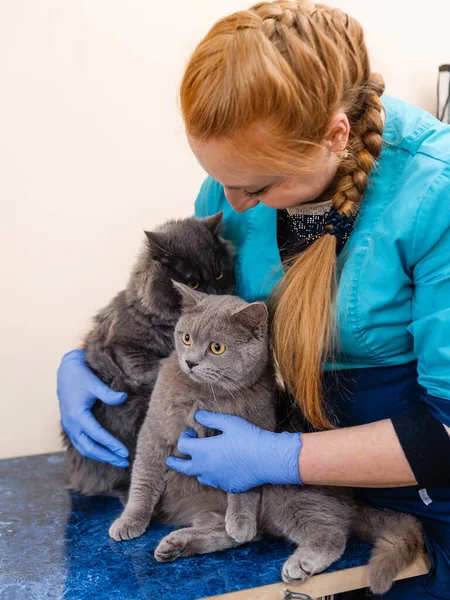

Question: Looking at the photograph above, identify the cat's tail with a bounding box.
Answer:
[351,505,425,595]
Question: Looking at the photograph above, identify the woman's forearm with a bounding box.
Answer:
[299,419,417,487]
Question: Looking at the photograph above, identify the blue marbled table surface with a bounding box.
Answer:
[0,452,373,600]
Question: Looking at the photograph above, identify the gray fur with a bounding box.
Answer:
[109,290,424,592]
[62,213,235,499]
[109,291,272,545]
[350,504,425,595]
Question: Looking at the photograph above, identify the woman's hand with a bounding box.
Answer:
[57,349,130,467]
[166,411,302,493]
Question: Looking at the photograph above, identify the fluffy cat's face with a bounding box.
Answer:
[174,285,269,391]
[144,212,235,297]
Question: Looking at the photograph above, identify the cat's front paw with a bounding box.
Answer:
[225,514,258,544]
[109,514,148,541]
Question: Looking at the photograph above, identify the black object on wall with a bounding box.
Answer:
[438,65,450,123]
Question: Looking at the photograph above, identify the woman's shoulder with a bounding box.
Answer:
[378,95,450,216]
[366,97,450,266]
[382,95,450,165]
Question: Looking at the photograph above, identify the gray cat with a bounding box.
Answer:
[62,213,235,500]
[109,286,424,595]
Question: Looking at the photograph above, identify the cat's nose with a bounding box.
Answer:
[186,360,199,370]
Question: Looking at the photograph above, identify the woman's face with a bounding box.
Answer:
[189,137,340,213]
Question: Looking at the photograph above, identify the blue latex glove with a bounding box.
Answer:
[57,349,130,467]
[166,411,302,493]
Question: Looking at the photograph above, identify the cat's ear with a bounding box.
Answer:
[172,281,207,311]
[233,302,268,336]
[144,231,169,261]
[202,211,224,237]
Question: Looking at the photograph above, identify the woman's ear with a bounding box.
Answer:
[326,112,350,153]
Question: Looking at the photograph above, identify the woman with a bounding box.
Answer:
[57,1,450,597]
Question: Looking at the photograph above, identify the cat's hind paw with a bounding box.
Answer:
[281,558,312,583]
[109,515,148,541]
[225,515,257,544]
[154,534,188,562]
[282,549,331,583]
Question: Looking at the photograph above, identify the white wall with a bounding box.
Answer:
[1,0,449,459]
[327,0,449,116]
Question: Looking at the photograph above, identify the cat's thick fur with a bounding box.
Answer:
[109,287,424,594]
[62,213,235,500]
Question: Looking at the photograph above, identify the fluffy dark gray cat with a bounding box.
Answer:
[109,286,424,595]
[62,213,235,500]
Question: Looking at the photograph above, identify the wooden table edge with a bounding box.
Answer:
[202,553,431,600]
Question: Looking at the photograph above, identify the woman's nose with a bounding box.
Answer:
[223,189,259,212]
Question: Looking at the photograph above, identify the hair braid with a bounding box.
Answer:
[334,74,385,217]
[267,3,385,428]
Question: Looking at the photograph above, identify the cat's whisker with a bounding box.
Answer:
[216,375,237,393]
[219,379,241,405]
[219,373,246,395]
[218,381,235,402]
[208,382,224,416]
[223,385,245,405]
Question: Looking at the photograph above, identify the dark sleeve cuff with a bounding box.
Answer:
[391,404,450,488]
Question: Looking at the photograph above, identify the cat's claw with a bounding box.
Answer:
[109,515,147,541]
[225,515,258,544]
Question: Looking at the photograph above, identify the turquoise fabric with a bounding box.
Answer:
[194,95,450,406]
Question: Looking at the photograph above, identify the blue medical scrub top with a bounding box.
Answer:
[195,95,450,598]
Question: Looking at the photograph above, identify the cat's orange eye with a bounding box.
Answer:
[210,342,226,355]
[215,273,223,281]
[182,332,192,346]
[190,282,199,290]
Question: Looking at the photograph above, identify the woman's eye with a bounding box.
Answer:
[243,185,270,199]
[190,282,199,290]
[215,273,223,281]
[210,342,226,355]
[182,332,192,346]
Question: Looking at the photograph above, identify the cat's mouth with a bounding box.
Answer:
[180,362,223,386]
[179,359,236,389]
[180,361,207,382]
[186,370,207,383]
